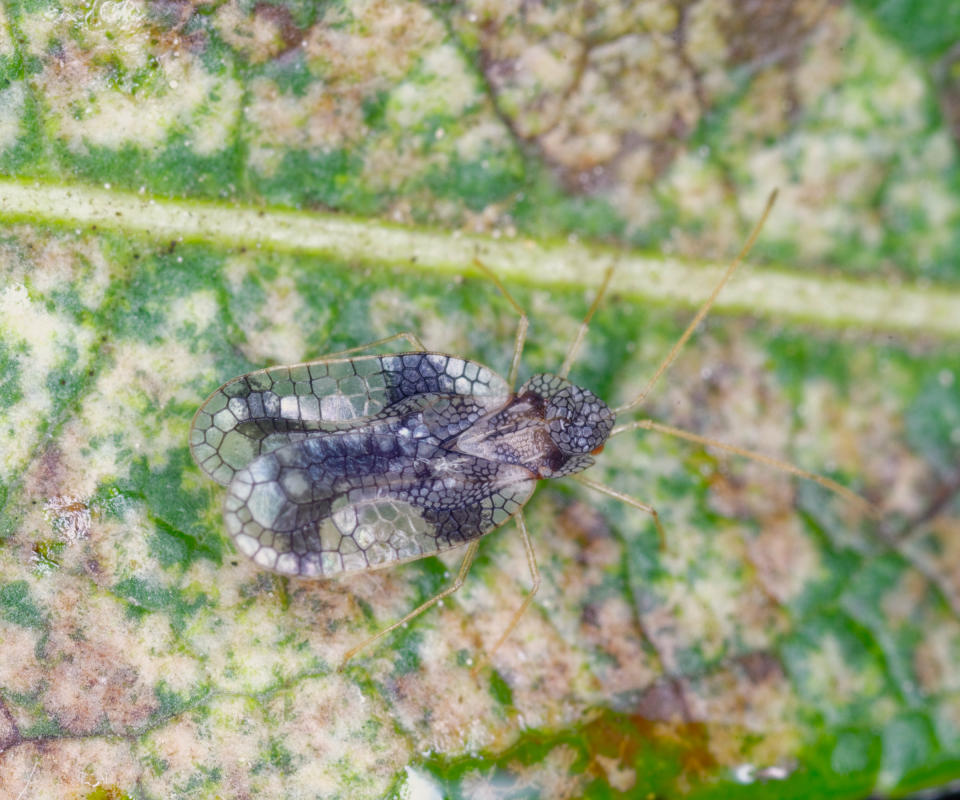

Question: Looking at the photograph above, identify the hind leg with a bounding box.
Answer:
[338,540,480,669]
[469,511,541,677]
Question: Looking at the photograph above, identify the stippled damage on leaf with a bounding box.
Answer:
[451,0,827,190]
[1,0,960,798]
[2,0,957,279]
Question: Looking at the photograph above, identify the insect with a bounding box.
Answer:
[189,191,873,668]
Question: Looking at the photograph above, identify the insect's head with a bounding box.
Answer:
[520,373,615,476]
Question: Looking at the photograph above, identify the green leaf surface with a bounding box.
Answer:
[1,2,959,798]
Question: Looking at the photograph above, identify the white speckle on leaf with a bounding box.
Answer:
[0,83,26,150]
[400,766,443,800]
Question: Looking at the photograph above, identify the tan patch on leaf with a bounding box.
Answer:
[0,740,140,798]
[41,625,158,735]
[748,515,822,603]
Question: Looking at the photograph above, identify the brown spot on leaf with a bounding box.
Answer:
[458,0,836,193]
[0,698,22,753]
[33,445,65,497]
[738,650,783,684]
[41,630,158,736]
[935,43,960,145]
[632,676,690,723]
[717,0,835,67]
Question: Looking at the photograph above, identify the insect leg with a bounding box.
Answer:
[559,263,616,379]
[611,418,880,518]
[470,511,541,677]
[472,259,528,391]
[571,474,667,549]
[338,540,480,669]
[613,190,778,416]
[320,331,426,360]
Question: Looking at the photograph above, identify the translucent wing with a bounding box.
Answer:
[222,422,537,577]
[190,353,509,486]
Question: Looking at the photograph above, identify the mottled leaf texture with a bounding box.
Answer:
[1,1,960,799]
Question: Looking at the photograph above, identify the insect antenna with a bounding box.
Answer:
[613,189,778,416]
[609,419,881,519]
[601,188,880,519]
[558,263,616,379]
[571,473,667,547]
[472,258,528,391]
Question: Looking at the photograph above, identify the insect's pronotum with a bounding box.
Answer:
[189,191,875,667]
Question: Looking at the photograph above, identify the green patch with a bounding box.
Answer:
[84,786,134,800]
[0,495,16,541]
[0,55,18,90]
[57,133,246,201]
[0,340,23,406]
[0,580,47,629]
[839,554,933,702]
[108,245,231,342]
[779,611,894,727]
[424,149,524,213]
[784,507,865,617]
[407,709,899,799]
[115,450,225,566]
[509,168,628,244]
[31,539,65,575]
[362,89,390,130]
[390,629,423,677]
[253,148,381,214]
[765,332,852,408]
[277,0,330,28]
[905,368,960,478]
[112,575,209,633]
[880,712,937,788]
[184,12,239,76]
[413,707,835,800]
[46,280,91,319]
[258,49,312,97]
[44,346,86,405]
[176,765,223,796]
[151,680,211,722]
[856,0,960,60]
[829,728,883,778]
[16,708,65,739]
[89,484,126,519]
[149,517,221,571]
[253,737,297,777]
[488,669,513,707]
[5,0,59,16]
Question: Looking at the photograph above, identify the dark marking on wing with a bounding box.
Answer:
[223,415,535,576]
[190,353,508,486]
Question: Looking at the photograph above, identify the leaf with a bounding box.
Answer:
[1,2,960,798]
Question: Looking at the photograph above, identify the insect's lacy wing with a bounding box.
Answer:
[221,434,536,577]
[190,353,509,485]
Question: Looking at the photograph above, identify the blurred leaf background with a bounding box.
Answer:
[1,0,960,798]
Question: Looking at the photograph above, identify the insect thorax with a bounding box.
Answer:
[453,373,615,479]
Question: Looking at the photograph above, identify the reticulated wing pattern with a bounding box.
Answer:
[190,353,509,486]
[223,418,537,577]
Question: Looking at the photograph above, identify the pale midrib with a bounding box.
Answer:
[2,179,958,338]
